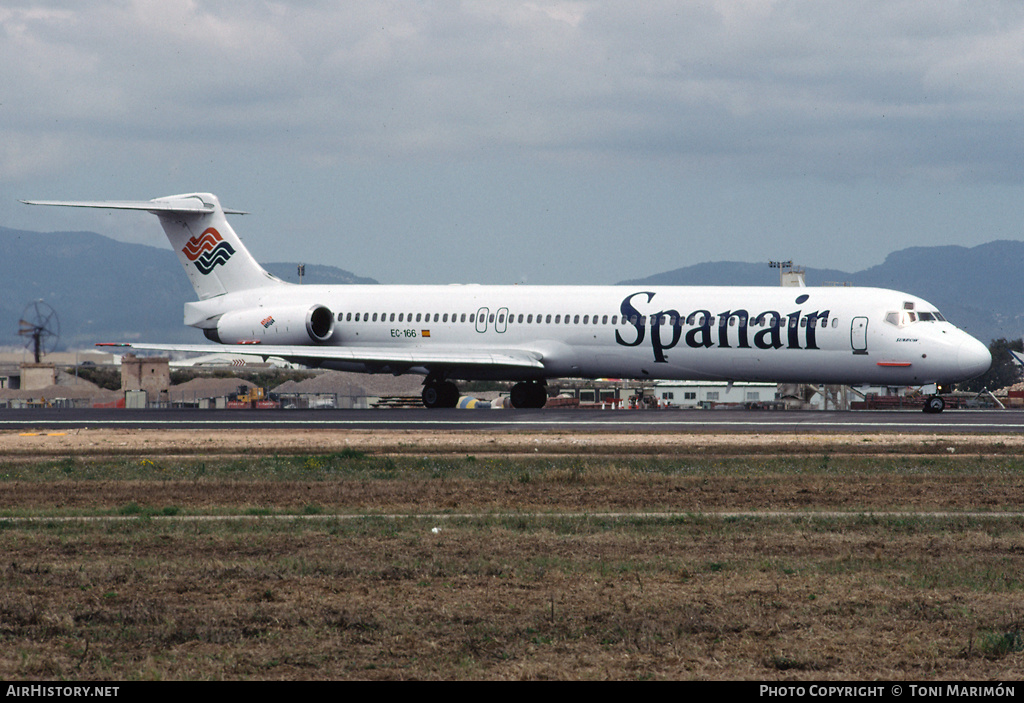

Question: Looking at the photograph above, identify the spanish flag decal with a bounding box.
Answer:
[421,330,431,338]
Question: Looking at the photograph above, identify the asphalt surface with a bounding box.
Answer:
[1,407,1022,432]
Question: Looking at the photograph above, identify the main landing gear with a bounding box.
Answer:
[420,378,549,409]
[421,380,460,409]
[509,381,548,409]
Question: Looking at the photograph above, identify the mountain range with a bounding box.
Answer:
[1,226,1020,351]
[620,241,1023,346]
[0,227,375,349]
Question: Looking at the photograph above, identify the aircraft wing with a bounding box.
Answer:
[99,342,545,371]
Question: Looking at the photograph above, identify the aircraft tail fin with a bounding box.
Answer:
[21,193,287,300]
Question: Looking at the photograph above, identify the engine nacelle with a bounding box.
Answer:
[204,304,335,345]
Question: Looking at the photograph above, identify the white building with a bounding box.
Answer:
[652,380,778,409]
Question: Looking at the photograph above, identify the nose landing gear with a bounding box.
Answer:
[923,383,950,413]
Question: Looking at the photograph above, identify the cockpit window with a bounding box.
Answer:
[885,309,946,327]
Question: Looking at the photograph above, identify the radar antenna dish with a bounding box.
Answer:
[18,300,60,363]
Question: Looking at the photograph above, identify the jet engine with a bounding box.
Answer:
[204,304,335,344]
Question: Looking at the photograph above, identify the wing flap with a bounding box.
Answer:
[100,343,545,370]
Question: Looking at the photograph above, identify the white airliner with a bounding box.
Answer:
[22,192,991,412]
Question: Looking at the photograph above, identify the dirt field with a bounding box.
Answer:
[6,426,1024,457]
[1,428,1023,680]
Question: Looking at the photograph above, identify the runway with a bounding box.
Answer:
[1,407,1022,433]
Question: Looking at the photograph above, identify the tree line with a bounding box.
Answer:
[959,338,1023,394]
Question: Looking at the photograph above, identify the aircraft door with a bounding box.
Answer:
[851,317,868,354]
[495,307,509,333]
[475,307,489,334]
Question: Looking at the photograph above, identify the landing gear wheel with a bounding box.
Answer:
[923,395,946,414]
[510,381,548,408]
[422,381,459,409]
[440,381,460,407]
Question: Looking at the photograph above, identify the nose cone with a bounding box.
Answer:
[957,336,991,379]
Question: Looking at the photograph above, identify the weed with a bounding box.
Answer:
[971,630,1024,658]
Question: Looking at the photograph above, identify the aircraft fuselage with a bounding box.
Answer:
[189,283,991,386]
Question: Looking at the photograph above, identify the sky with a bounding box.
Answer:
[2,0,1023,285]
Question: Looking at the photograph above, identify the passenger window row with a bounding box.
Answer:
[337,311,630,325]
[335,311,841,328]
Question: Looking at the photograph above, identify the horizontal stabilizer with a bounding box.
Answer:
[20,197,247,215]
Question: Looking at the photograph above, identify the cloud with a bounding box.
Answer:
[3,0,1022,182]
[3,1,1023,286]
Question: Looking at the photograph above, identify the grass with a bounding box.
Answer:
[0,450,1023,679]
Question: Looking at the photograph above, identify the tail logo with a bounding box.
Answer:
[182,228,235,275]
